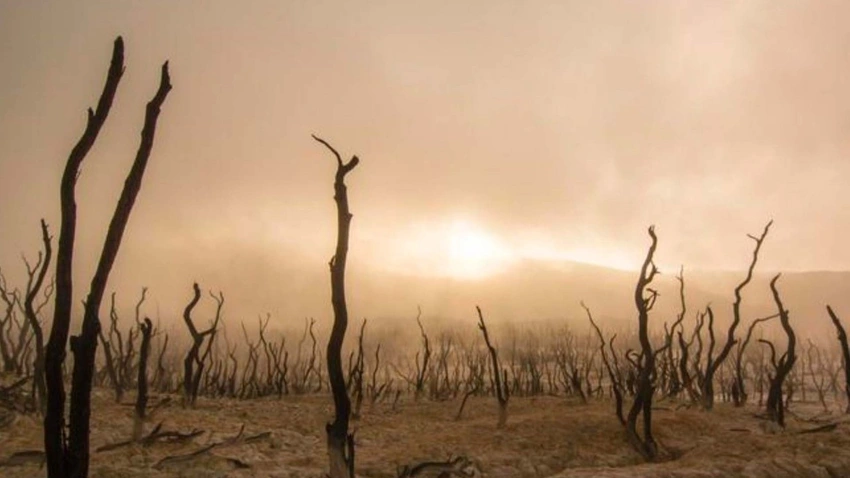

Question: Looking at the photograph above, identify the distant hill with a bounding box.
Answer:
[108,242,850,340]
[351,259,850,338]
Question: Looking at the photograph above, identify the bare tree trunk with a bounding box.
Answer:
[765,274,796,428]
[826,306,850,413]
[584,302,625,425]
[23,220,52,414]
[133,318,153,440]
[626,226,660,461]
[0,282,16,373]
[701,221,771,410]
[44,38,125,478]
[68,59,170,478]
[477,306,509,428]
[181,284,222,407]
[732,313,778,407]
[96,295,122,403]
[413,308,431,400]
[314,135,359,478]
[349,319,366,420]
[43,36,171,478]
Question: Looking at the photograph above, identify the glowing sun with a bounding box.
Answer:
[383,219,514,279]
[376,218,636,280]
[444,220,512,279]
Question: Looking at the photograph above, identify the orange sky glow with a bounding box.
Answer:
[1,1,849,322]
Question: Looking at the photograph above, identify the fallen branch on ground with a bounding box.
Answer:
[398,455,475,477]
[96,421,204,452]
[151,423,270,469]
[0,450,45,467]
[796,423,838,435]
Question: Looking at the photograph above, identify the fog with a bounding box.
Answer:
[1,1,849,326]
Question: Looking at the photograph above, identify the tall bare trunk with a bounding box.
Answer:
[43,37,171,478]
[313,135,359,478]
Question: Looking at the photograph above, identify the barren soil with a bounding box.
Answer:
[3,390,850,477]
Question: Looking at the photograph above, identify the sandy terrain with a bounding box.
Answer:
[3,388,850,478]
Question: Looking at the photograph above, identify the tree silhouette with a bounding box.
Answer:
[43,36,171,478]
[313,134,360,478]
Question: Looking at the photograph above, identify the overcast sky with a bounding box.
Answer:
[2,0,850,316]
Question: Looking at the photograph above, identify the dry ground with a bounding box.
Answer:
[3,389,850,477]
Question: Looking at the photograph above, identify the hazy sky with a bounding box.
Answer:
[2,1,850,319]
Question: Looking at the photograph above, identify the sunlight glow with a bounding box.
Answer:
[377,219,513,279]
[377,218,636,280]
[445,220,513,279]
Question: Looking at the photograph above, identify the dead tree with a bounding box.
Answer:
[764,274,796,427]
[826,305,850,413]
[97,293,131,403]
[553,331,586,402]
[256,315,274,395]
[677,326,696,403]
[432,332,457,399]
[367,342,390,404]
[117,288,148,397]
[806,340,829,411]
[695,306,718,402]
[626,226,660,461]
[133,317,153,440]
[347,319,367,419]
[456,342,485,420]
[269,334,289,397]
[413,307,431,400]
[314,134,359,478]
[688,311,706,396]
[306,318,321,392]
[239,321,261,398]
[151,332,171,393]
[700,221,771,410]
[731,313,778,406]
[197,292,223,398]
[658,268,687,400]
[42,36,171,478]
[656,270,683,399]
[0,241,53,382]
[293,317,320,393]
[476,306,509,428]
[584,302,625,424]
[181,284,223,407]
[0,273,21,374]
[182,284,203,403]
[23,220,54,413]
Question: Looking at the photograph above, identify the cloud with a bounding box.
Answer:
[1,0,849,321]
